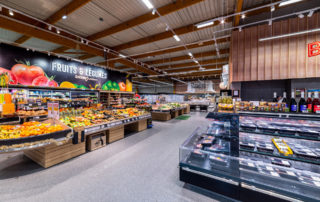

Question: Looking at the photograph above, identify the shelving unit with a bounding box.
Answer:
[99,91,134,107]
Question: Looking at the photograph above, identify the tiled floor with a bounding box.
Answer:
[0,112,233,202]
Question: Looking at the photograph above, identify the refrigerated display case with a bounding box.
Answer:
[179,112,320,201]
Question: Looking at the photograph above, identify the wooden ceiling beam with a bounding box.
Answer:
[112,1,285,51]
[157,57,229,69]
[0,15,157,75]
[234,0,244,26]
[170,70,222,78]
[146,49,229,65]
[87,0,204,41]
[14,0,92,44]
[166,64,224,73]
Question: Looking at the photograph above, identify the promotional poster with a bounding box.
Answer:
[0,43,132,91]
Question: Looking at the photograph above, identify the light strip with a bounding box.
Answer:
[259,28,320,42]
[141,0,154,9]
[119,54,126,58]
[173,35,181,41]
[171,77,187,84]
[279,0,303,7]
[196,21,214,29]
[149,79,173,86]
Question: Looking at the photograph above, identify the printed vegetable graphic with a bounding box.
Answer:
[112,81,120,91]
[0,68,18,85]
[32,75,58,87]
[60,81,76,88]
[78,85,87,89]
[126,79,132,92]
[11,60,44,85]
[102,82,109,90]
[118,82,126,91]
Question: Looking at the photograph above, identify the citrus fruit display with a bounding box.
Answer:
[60,81,76,88]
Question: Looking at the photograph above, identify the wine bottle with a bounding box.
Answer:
[299,91,307,113]
[290,91,297,112]
[313,91,320,114]
[272,92,277,102]
[306,92,313,113]
[282,92,287,104]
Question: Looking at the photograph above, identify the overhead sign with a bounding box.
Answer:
[0,43,131,91]
[308,41,320,57]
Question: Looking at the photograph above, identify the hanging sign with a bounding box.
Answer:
[308,41,320,57]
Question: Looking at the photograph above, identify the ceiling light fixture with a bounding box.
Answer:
[259,28,320,42]
[220,18,225,24]
[85,40,89,45]
[298,13,304,18]
[241,14,246,19]
[239,27,242,32]
[188,52,193,57]
[81,38,84,43]
[119,54,126,58]
[173,35,180,41]
[62,15,67,20]
[9,9,14,16]
[56,29,60,34]
[141,0,154,9]
[196,21,214,29]
[165,24,169,31]
[279,0,303,7]
[152,8,156,15]
[271,6,275,12]
[268,20,272,26]
[48,25,52,30]
[308,10,314,17]
[104,48,107,52]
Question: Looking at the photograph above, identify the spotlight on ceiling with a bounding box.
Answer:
[9,9,14,16]
[141,0,154,9]
[270,6,275,12]
[173,35,180,42]
[62,15,67,20]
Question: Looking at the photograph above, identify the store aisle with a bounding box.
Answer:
[0,112,231,202]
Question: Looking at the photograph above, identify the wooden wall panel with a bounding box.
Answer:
[230,13,320,82]
[280,20,289,79]
[244,28,251,81]
[264,26,272,80]
[257,25,266,80]
[238,30,245,81]
[251,26,258,80]
[232,32,239,81]
[272,21,281,80]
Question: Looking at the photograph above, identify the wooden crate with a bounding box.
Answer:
[86,131,106,151]
[151,112,171,121]
[125,119,147,132]
[178,109,183,116]
[185,105,190,114]
[106,125,124,143]
[171,110,179,119]
[24,140,85,168]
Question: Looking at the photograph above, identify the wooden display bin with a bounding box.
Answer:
[106,125,124,143]
[178,109,183,116]
[125,119,147,132]
[151,111,171,121]
[86,131,107,151]
[171,110,179,119]
[24,140,85,168]
[185,105,190,114]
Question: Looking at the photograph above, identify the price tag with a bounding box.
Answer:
[286,171,295,176]
[266,166,273,171]
[34,116,40,119]
[248,163,254,167]
[29,104,33,106]
[271,172,279,177]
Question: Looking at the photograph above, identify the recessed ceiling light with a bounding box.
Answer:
[271,6,275,12]
[173,35,180,41]
[141,0,154,9]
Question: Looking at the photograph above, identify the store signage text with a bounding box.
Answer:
[308,41,320,57]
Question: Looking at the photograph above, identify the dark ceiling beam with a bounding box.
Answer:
[234,0,244,26]
[15,0,92,44]
[112,1,287,51]
[146,49,229,65]
[157,57,229,69]
[0,15,158,75]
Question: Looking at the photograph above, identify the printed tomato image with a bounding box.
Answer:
[0,68,18,84]
[11,60,44,85]
[118,82,126,91]
[32,75,58,87]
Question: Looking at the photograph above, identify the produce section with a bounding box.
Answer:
[151,103,190,121]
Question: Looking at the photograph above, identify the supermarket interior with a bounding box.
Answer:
[0,0,320,201]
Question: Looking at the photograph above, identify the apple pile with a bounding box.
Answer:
[0,60,58,87]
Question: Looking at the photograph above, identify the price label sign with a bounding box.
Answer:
[48,102,59,120]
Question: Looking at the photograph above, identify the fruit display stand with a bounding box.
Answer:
[99,91,134,107]
[151,110,172,121]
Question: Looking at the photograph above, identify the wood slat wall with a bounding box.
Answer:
[231,13,320,82]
